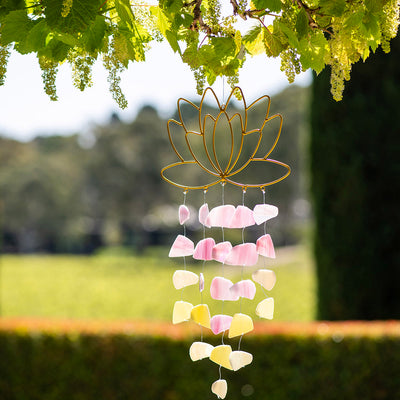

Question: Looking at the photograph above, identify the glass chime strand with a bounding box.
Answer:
[181,190,187,301]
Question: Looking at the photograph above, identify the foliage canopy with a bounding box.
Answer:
[0,0,399,107]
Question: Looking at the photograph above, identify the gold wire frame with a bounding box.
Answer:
[160,86,291,191]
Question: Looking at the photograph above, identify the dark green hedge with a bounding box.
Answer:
[0,331,399,400]
[310,35,400,319]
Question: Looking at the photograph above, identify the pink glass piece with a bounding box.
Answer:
[193,238,216,260]
[212,241,233,263]
[210,315,233,335]
[229,206,256,228]
[205,205,235,228]
[199,203,210,227]
[210,277,239,301]
[256,234,276,258]
[230,280,256,300]
[199,272,205,292]
[169,235,194,257]
[253,204,279,225]
[179,205,190,225]
[225,243,258,266]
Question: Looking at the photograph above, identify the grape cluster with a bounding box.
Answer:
[61,0,73,18]
[381,0,400,53]
[39,57,58,101]
[69,52,95,92]
[0,43,10,86]
[280,48,301,84]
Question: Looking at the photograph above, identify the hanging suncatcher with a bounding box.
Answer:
[161,86,290,399]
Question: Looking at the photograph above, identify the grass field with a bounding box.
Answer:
[0,245,316,321]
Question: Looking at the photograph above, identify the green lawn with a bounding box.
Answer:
[0,245,316,321]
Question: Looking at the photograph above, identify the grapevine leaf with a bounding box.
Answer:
[296,8,309,39]
[298,31,328,74]
[16,19,50,54]
[115,0,136,30]
[344,10,364,30]
[150,6,170,36]
[165,30,181,54]
[319,0,346,17]
[276,20,299,48]
[1,9,33,45]
[243,25,264,55]
[44,0,99,34]
[251,0,282,13]
[83,15,107,54]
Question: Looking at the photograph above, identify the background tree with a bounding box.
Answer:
[311,36,400,320]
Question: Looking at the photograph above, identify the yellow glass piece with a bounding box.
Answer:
[210,345,233,370]
[172,301,193,324]
[191,304,211,329]
[228,313,254,338]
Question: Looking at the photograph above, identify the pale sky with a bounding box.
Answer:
[0,41,311,141]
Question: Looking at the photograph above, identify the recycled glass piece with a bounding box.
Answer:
[229,205,255,228]
[210,314,233,335]
[193,238,216,260]
[189,341,214,361]
[191,304,211,328]
[253,204,279,225]
[211,379,228,399]
[256,234,276,258]
[230,280,256,300]
[255,298,274,319]
[169,235,194,257]
[212,241,233,263]
[228,313,254,338]
[172,301,193,324]
[199,272,205,292]
[205,205,235,228]
[199,203,210,227]
[252,269,276,290]
[179,205,190,225]
[229,351,253,371]
[172,270,199,290]
[210,345,233,370]
[210,277,239,301]
[225,243,258,266]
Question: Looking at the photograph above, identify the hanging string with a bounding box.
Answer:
[181,190,188,301]
[238,333,244,350]
[240,188,246,314]
[201,189,207,306]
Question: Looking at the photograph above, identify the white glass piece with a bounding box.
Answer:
[189,341,214,361]
[211,379,228,399]
[255,297,274,319]
[252,269,276,290]
[172,270,199,290]
[229,351,253,371]
[253,204,279,225]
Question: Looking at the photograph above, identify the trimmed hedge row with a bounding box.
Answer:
[0,324,399,400]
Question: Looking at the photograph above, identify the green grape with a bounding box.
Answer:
[103,38,129,109]
[69,52,95,91]
[193,67,206,95]
[381,0,400,53]
[0,44,11,86]
[38,56,58,101]
[61,0,73,18]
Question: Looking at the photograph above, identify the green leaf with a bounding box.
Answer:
[263,28,285,57]
[243,25,264,56]
[44,0,99,34]
[298,30,328,74]
[251,0,282,12]
[16,19,50,53]
[296,8,309,39]
[1,9,33,45]
[165,30,180,54]
[344,9,364,30]
[83,15,107,54]
[115,0,136,30]
[319,0,346,17]
[276,20,299,48]
[150,6,170,36]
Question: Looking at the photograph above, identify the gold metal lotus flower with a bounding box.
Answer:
[161,87,290,190]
